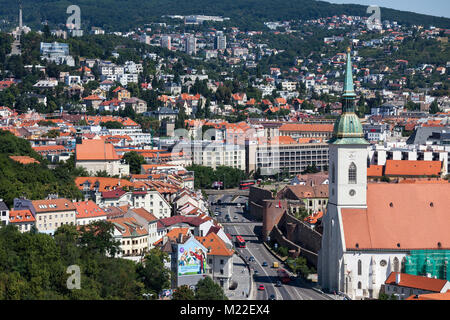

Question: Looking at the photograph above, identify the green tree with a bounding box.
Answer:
[195,276,228,300]
[122,151,145,174]
[100,121,124,129]
[137,249,172,296]
[429,100,440,114]
[173,285,196,300]
[78,220,121,257]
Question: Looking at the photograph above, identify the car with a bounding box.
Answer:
[249,256,255,262]
[262,261,268,267]
[258,284,265,291]
[234,216,238,219]
[253,270,259,274]
[275,281,282,287]
[268,294,276,300]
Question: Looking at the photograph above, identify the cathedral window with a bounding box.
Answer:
[348,162,357,184]
[358,259,362,275]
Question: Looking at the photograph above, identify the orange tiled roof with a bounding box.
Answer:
[76,139,120,161]
[74,200,108,219]
[367,165,383,177]
[384,160,442,176]
[75,177,134,192]
[341,182,450,250]
[279,123,334,132]
[9,155,40,165]
[9,209,35,223]
[196,232,234,256]
[385,272,448,292]
[110,217,147,237]
[154,227,190,245]
[405,291,450,300]
[32,198,76,213]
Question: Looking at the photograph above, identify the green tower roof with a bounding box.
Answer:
[329,47,369,145]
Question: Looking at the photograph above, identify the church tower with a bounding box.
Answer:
[328,47,369,208]
[318,48,369,293]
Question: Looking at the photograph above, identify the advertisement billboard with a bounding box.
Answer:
[177,238,207,276]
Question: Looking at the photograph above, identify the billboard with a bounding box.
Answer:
[178,238,207,276]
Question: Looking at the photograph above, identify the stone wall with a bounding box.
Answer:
[248,186,273,221]
[268,211,322,268]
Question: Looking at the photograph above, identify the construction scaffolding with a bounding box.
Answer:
[405,250,450,281]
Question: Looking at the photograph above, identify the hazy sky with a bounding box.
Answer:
[326,0,450,19]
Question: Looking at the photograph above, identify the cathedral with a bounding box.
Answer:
[318,48,450,300]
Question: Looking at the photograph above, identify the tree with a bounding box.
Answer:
[195,276,228,300]
[100,121,124,129]
[78,220,121,257]
[122,151,145,174]
[429,100,440,114]
[137,249,172,296]
[173,285,196,300]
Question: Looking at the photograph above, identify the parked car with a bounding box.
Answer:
[262,261,268,267]
[249,256,255,262]
[258,284,265,291]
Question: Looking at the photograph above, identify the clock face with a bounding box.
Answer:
[349,189,356,196]
[348,152,356,159]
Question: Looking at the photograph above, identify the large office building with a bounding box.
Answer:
[246,136,329,176]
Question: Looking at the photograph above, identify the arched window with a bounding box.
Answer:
[332,163,336,183]
[358,281,362,289]
[394,257,399,272]
[348,162,357,184]
[357,259,362,275]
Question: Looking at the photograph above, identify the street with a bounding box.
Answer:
[209,194,330,300]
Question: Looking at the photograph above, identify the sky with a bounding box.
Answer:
[326,0,450,19]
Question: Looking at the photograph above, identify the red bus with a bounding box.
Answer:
[277,268,290,284]
[239,180,256,190]
[235,235,246,248]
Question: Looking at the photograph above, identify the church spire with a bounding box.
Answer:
[342,47,356,101]
[329,47,368,145]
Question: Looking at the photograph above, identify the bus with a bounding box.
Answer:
[235,235,246,248]
[277,268,291,284]
[239,180,256,190]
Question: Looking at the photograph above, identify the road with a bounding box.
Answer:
[209,194,330,301]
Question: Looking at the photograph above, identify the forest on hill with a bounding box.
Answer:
[0,0,449,32]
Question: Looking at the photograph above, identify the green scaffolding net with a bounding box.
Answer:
[405,250,450,280]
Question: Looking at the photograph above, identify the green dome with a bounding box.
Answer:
[329,112,368,145]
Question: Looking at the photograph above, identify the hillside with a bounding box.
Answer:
[0,130,83,207]
[0,0,449,31]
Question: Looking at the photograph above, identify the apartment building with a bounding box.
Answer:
[190,141,246,170]
[13,198,77,235]
[111,217,148,259]
[246,136,329,176]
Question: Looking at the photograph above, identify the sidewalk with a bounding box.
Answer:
[224,254,252,300]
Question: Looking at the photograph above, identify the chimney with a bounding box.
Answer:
[395,273,401,284]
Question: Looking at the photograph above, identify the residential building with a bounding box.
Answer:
[197,232,234,288]
[74,200,108,226]
[111,217,148,260]
[0,200,9,226]
[8,209,35,232]
[384,272,450,300]
[75,138,130,176]
[13,198,77,235]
